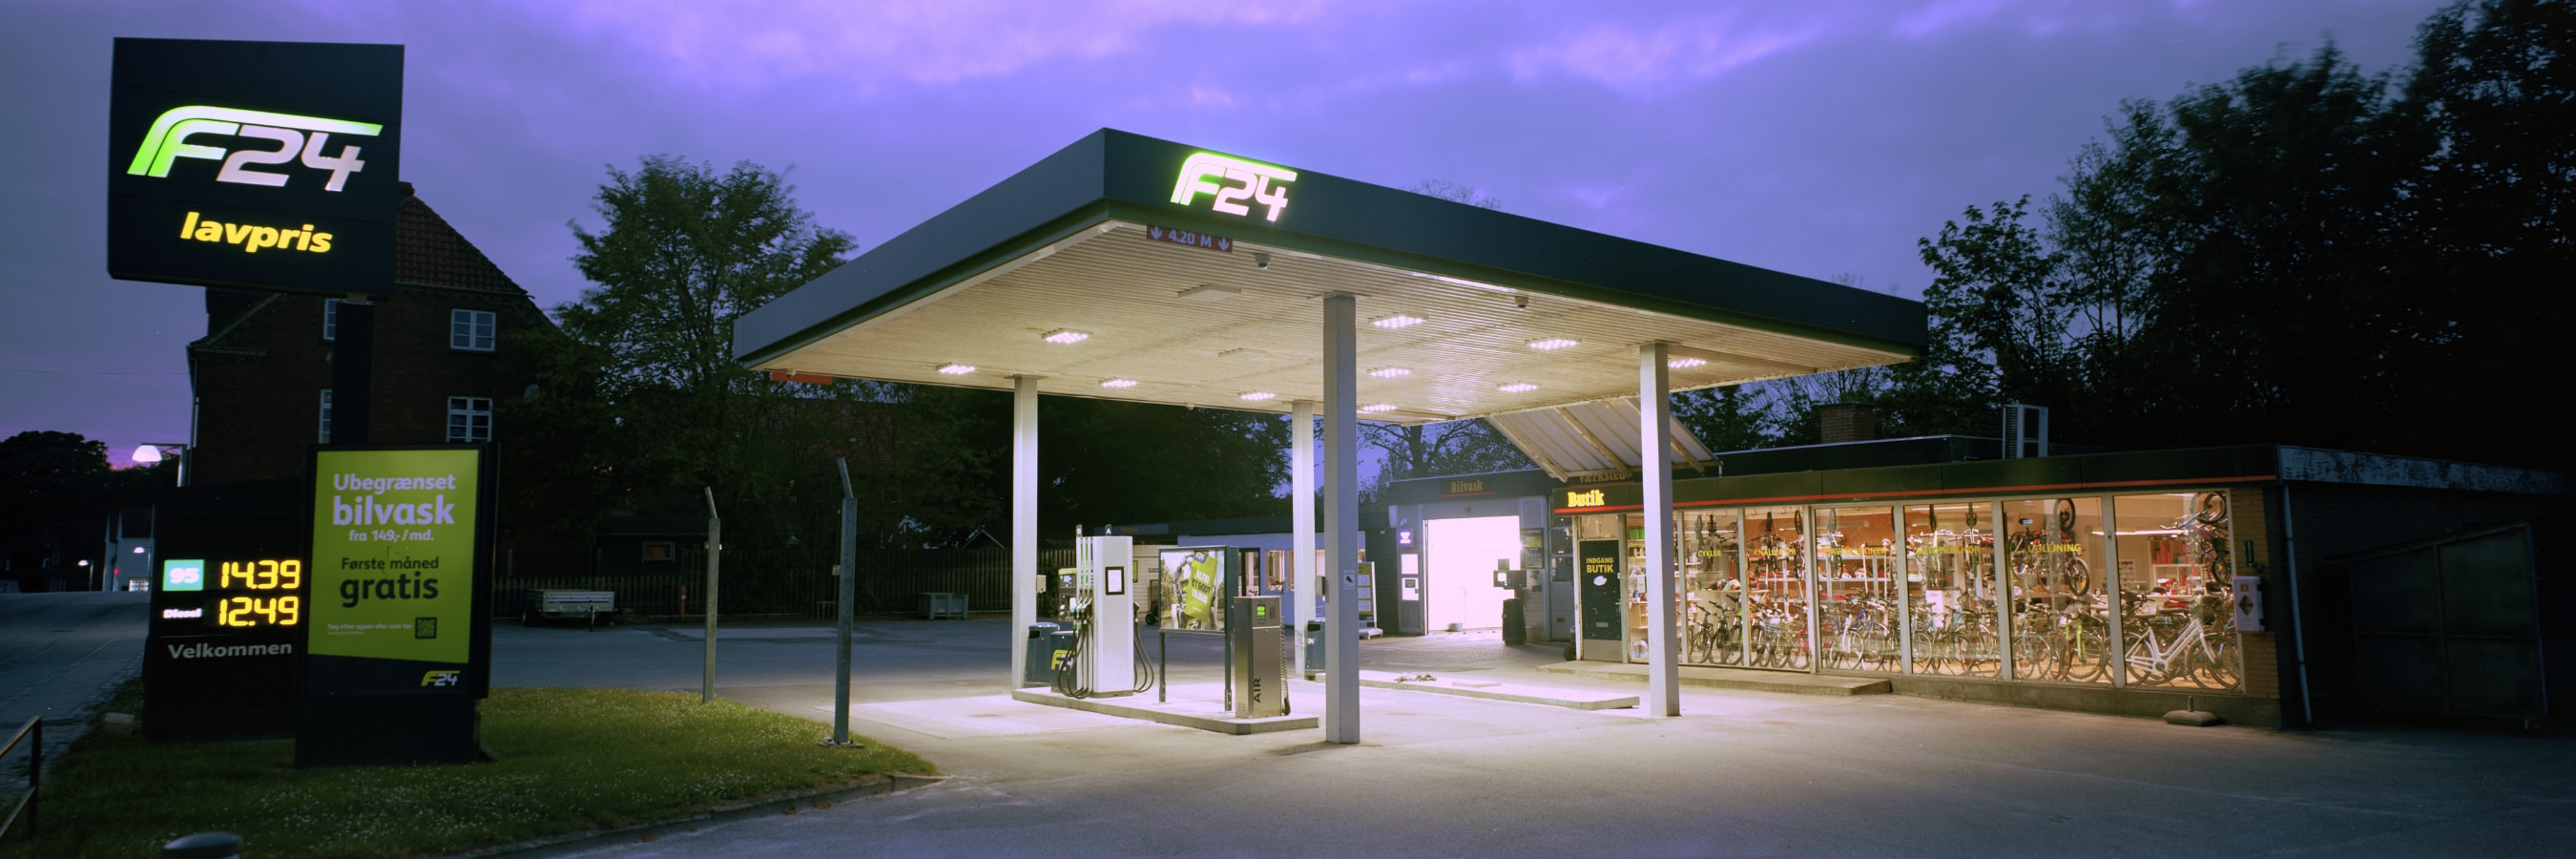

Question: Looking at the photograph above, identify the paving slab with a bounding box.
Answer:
[1010,682,1318,734]
[1535,660,1892,695]
[1359,669,1638,710]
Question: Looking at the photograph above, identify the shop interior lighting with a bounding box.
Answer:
[1359,403,1398,413]
[1527,337,1579,350]
[1043,328,1091,345]
[1367,367,1411,378]
[1370,314,1425,329]
[1668,357,1709,368]
[1497,382,1539,393]
[2092,529,2186,536]
[1101,378,1138,388]
[1238,391,1277,402]
[936,363,975,375]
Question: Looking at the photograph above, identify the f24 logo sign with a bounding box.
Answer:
[128,105,381,192]
[1171,153,1297,222]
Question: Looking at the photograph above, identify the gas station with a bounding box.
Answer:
[733,129,1925,740]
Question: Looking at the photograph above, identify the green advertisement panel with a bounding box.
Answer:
[308,448,479,665]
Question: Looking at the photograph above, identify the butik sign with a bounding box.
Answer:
[108,38,403,296]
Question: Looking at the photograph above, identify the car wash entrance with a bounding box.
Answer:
[1423,516,1517,632]
[732,128,1925,733]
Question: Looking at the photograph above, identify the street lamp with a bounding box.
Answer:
[133,443,189,487]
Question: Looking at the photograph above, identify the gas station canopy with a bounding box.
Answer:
[733,130,1923,424]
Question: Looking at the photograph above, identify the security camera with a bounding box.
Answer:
[1254,252,1271,269]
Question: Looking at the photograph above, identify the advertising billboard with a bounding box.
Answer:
[304,446,489,698]
[108,38,403,296]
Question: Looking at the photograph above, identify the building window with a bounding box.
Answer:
[450,309,496,351]
[447,396,492,443]
[320,389,333,443]
[323,299,340,342]
[642,542,675,562]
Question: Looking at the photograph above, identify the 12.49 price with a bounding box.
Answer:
[216,595,301,627]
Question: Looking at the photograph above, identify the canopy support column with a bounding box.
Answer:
[1323,294,1361,744]
[1292,398,1318,677]
[1641,342,1679,716]
[1008,374,1040,689]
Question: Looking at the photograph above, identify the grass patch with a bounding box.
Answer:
[3,684,933,858]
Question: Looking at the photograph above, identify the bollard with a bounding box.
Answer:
[164,831,242,859]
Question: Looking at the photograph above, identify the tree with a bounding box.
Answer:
[0,431,165,585]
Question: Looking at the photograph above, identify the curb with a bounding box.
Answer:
[450,771,948,857]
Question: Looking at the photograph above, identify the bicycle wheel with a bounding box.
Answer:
[2200,633,2242,690]
[1959,627,1999,677]
[2060,557,2091,596]
[2194,492,2230,526]
[2012,629,2053,681]
[2061,618,2109,682]
[2124,635,2169,686]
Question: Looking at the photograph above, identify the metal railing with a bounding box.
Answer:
[2,716,37,839]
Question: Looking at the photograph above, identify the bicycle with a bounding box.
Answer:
[2120,587,2241,689]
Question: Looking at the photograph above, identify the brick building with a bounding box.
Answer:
[186,183,554,485]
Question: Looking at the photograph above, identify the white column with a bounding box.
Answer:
[1322,294,1361,744]
[1291,398,1318,676]
[1641,342,1680,716]
[1008,374,1040,688]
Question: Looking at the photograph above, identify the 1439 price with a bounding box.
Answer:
[216,595,301,627]
[222,558,301,590]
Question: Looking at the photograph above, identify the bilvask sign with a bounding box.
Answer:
[108,38,403,297]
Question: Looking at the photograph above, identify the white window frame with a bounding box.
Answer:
[447,396,493,443]
[320,388,333,443]
[450,308,496,352]
[323,299,340,342]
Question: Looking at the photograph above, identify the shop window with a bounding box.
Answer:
[1743,506,1810,670]
[1904,502,1999,678]
[1681,509,1743,667]
[450,308,496,351]
[323,299,339,342]
[2003,497,2110,684]
[318,388,332,443]
[447,396,493,443]
[1816,506,1900,673]
[2110,492,2241,691]
[641,541,675,562]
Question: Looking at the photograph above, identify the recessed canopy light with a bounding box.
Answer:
[1667,357,1708,369]
[1370,314,1425,329]
[1498,382,1538,393]
[1043,329,1091,345]
[1360,403,1398,413]
[1101,378,1138,388]
[1367,367,1411,378]
[1527,338,1579,350]
[936,364,975,375]
[1239,391,1277,402]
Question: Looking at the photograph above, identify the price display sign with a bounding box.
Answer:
[145,483,310,738]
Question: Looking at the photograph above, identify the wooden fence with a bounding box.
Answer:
[494,547,1074,618]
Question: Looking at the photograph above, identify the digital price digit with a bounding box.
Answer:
[214,595,302,628]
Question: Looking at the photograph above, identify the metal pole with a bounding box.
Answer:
[834,458,858,745]
[1322,293,1361,744]
[1009,375,1041,689]
[1640,343,1679,715]
[703,487,720,704]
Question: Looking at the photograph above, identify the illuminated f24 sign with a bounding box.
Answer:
[128,106,379,192]
[1171,153,1297,222]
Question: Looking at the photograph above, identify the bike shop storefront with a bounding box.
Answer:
[1392,444,2296,725]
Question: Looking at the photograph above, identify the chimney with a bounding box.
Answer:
[1818,403,1877,444]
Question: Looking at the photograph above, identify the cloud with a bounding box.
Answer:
[558,0,1350,89]
[1507,10,1832,92]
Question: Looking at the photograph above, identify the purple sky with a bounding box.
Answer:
[4,0,2449,468]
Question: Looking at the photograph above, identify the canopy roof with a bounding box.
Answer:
[735,129,1923,426]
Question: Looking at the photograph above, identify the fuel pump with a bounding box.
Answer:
[1050,533,1156,699]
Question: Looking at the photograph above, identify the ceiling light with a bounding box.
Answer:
[1043,329,1091,345]
[1239,391,1277,402]
[1370,314,1424,329]
[1101,378,1138,388]
[1367,367,1411,378]
[1527,338,1579,350]
[1498,382,1538,393]
[1668,357,1708,369]
[1360,403,1398,413]
[936,364,975,375]
[1178,284,1240,303]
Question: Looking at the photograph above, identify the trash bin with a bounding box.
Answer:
[1501,597,1526,644]
[1024,623,1073,685]
[1303,619,1325,678]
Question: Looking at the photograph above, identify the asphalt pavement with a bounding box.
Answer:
[0,591,148,774]
[494,618,2576,857]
